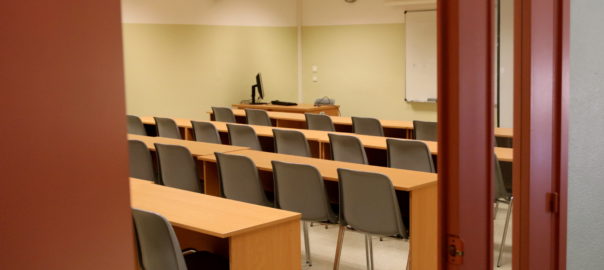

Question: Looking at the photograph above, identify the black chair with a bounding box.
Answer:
[191,121,221,144]
[214,152,272,207]
[154,117,182,139]
[352,117,384,136]
[154,143,203,193]
[128,140,156,182]
[212,107,237,123]
[132,208,229,270]
[127,115,147,135]
[413,120,437,141]
[305,113,335,131]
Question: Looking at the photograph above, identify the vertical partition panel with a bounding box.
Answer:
[513,0,569,269]
[437,0,494,269]
[0,1,134,269]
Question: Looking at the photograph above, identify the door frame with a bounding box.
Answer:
[437,0,569,269]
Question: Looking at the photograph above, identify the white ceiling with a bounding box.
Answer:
[121,0,298,26]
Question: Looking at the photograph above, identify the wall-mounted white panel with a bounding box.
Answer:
[404,10,437,102]
[121,0,298,26]
[303,0,404,26]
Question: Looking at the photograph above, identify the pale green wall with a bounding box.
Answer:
[301,24,437,121]
[122,24,298,120]
[123,23,437,121]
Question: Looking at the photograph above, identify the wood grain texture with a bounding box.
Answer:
[139,118,513,162]
[127,134,248,156]
[410,183,438,270]
[130,179,300,238]
[199,150,437,192]
[229,219,301,270]
[218,109,512,138]
[233,103,340,116]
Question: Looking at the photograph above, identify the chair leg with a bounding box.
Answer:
[494,201,500,220]
[303,221,312,266]
[333,226,346,270]
[405,246,411,270]
[497,197,513,267]
[365,234,374,270]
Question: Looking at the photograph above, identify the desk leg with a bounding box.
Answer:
[275,119,306,129]
[321,143,332,160]
[229,219,301,270]
[203,161,220,196]
[410,184,437,270]
[309,140,321,158]
[182,127,194,141]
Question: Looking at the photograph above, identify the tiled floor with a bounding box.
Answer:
[300,203,513,270]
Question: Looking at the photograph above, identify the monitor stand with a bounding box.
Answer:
[250,85,268,104]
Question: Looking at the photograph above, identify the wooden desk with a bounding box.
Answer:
[128,134,248,157]
[232,103,341,116]
[130,178,301,270]
[197,150,437,270]
[138,118,514,163]
[214,109,512,139]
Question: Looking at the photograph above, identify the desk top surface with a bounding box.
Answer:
[232,103,339,112]
[128,134,248,156]
[138,118,513,162]
[130,178,300,238]
[199,150,438,191]
[218,110,513,138]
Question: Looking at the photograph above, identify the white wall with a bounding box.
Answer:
[568,0,604,268]
[121,0,297,26]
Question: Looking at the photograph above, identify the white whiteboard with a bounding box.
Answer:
[405,10,437,103]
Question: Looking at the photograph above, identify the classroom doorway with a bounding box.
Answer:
[437,0,568,269]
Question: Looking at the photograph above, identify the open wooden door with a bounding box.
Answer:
[437,0,569,269]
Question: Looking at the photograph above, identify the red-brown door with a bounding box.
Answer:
[438,0,569,269]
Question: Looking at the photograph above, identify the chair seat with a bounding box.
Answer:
[184,250,229,270]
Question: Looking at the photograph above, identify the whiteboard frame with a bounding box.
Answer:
[404,9,438,103]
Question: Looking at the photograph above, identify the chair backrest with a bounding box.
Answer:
[154,143,202,193]
[245,109,272,126]
[272,161,337,223]
[273,129,311,157]
[386,139,435,173]
[132,209,188,270]
[212,107,237,123]
[413,120,438,141]
[154,117,181,139]
[352,116,384,136]
[226,124,262,150]
[494,155,511,200]
[128,140,156,182]
[191,121,221,144]
[214,152,272,207]
[305,113,335,132]
[127,115,147,135]
[337,168,406,237]
[328,133,368,164]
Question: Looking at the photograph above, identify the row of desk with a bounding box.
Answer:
[139,116,513,163]
[209,108,514,140]
[133,111,512,270]
[128,134,438,270]
[130,178,302,270]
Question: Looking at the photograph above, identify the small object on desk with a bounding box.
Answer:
[314,96,335,106]
[271,100,298,106]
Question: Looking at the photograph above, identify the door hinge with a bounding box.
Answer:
[447,235,464,265]
[549,192,560,213]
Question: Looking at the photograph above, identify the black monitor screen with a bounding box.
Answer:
[255,73,264,99]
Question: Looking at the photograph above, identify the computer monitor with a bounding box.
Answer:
[251,73,266,104]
